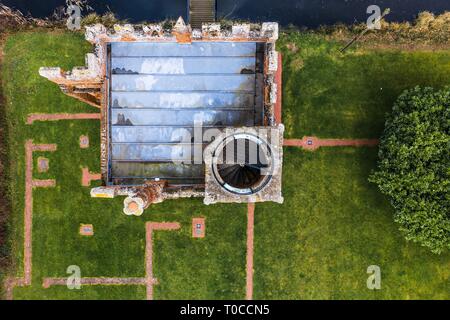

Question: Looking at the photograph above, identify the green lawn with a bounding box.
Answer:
[279,32,450,139]
[255,147,449,299]
[1,30,449,299]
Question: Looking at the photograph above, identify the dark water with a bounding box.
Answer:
[3,0,450,27]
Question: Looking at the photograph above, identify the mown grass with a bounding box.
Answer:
[2,30,449,299]
[2,31,246,299]
[279,32,450,139]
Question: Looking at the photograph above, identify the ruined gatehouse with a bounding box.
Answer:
[39,17,284,215]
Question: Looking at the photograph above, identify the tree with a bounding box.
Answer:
[370,87,450,254]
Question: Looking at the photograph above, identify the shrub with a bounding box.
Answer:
[370,87,450,254]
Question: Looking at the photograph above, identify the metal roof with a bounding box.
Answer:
[108,41,265,185]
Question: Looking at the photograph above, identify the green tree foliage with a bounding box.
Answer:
[370,87,450,254]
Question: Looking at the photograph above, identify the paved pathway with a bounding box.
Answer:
[145,222,181,300]
[81,167,102,186]
[42,222,180,300]
[26,113,100,124]
[246,202,255,300]
[5,140,56,300]
[5,127,183,300]
[284,136,379,150]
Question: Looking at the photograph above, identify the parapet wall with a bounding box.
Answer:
[84,19,278,44]
[40,18,279,109]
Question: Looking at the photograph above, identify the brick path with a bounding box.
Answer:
[284,136,379,150]
[145,222,181,300]
[41,222,180,300]
[246,202,255,300]
[274,53,283,124]
[81,167,102,186]
[26,113,101,124]
[5,140,56,300]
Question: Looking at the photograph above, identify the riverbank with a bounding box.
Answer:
[273,11,448,52]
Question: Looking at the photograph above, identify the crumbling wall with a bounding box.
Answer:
[83,18,278,43]
[39,17,279,117]
[40,17,282,206]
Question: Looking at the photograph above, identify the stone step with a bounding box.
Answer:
[189,0,216,28]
